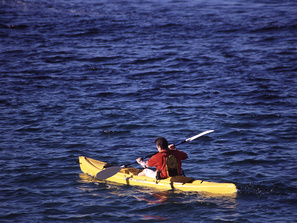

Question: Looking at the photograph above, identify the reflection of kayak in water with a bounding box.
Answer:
[78,156,237,195]
[134,192,169,204]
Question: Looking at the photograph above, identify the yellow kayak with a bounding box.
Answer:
[78,156,237,195]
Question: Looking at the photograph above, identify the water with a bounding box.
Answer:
[1,0,296,222]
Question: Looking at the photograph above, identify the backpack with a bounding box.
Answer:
[166,154,179,177]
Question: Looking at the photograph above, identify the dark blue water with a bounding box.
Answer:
[1,0,297,222]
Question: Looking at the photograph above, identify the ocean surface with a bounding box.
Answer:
[1,0,296,222]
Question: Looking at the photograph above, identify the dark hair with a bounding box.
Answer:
[154,137,168,150]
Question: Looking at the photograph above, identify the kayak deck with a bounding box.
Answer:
[78,156,237,194]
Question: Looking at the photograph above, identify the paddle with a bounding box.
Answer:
[95,130,214,180]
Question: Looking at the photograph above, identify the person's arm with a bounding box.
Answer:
[179,150,188,160]
[136,157,149,168]
[169,144,176,150]
[169,144,188,159]
[146,153,159,168]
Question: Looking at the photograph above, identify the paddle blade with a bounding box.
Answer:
[95,166,122,180]
[185,130,214,142]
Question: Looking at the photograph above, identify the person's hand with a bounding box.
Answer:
[169,144,176,150]
[136,157,143,163]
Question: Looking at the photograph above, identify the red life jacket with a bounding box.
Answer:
[147,149,188,179]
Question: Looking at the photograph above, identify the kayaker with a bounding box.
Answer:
[136,137,188,179]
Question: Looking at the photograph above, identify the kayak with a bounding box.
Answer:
[78,156,237,195]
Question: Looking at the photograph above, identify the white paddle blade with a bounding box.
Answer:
[95,166,122,180]
[185,130,214,142]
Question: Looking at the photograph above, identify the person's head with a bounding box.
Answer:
[154,137,168,151]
